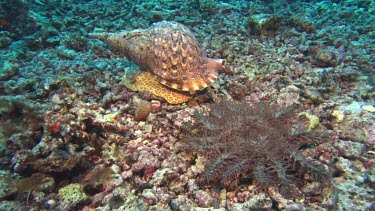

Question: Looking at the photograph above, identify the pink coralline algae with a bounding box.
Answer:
[131,150,161,181]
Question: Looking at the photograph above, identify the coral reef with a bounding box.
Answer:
[199,0,218,15]
[246,15,283,36]
[0,0,38,38]
[16,173,55,194]
[57,183,88,210]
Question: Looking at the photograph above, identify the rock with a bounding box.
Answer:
[194,190,214,207]
[57,183,88,210]
[141,189,157,205]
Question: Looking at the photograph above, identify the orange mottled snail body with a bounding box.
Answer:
[90,21,225,93]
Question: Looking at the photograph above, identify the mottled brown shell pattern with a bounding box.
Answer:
[90,21,225,92]
[148,21,215,92]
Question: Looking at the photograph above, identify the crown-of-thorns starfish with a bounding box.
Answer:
[90,21,225,95]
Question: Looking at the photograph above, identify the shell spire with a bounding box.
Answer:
[88,32,128,51]
[89,29,149,66]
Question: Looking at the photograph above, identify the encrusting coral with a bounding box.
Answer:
[90,21,225,104]
[183,99,331,190]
